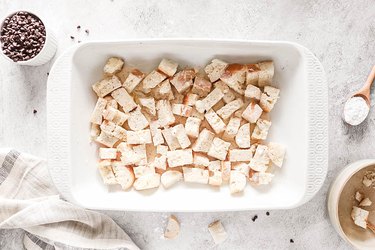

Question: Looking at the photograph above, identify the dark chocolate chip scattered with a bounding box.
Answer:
[85,29,89,35]
[33,109,37,114]
[290,239,294,243]
[70,36,75,40]
[251,215,258,222]
[0,11,46,62]
[266,212,270,216]
[77,25,81,30]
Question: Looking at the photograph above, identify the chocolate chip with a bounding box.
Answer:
[0,11,46,62]
[266,212,270,216]
[85,29,89,35]
[33,109,37,114]
[290,239,294,243]
[251,215,258,222]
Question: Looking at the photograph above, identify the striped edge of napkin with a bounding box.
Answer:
[0,149,139,250]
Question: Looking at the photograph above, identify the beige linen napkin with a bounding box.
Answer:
[0,148,139,250]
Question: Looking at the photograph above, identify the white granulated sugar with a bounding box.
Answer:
[344,96,369,126]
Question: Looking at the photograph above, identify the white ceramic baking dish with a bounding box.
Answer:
[47,39,328,211]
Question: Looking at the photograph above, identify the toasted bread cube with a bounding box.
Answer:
[126,129,152,144]
[183,93,199,106]
[142,70,167,89]
[185,117,201,138]
[359,198,372,207]
[183,167,209,184]
[127,108,149,131]
[170,69,196,93]
[192,128,215,153]
[100,120,126,140]
[90,123,101,140]
[158,59,178,77]
[208,221,228,244]
[228,149,253,162]
[258,61,274,87]
[103,57,124,75]
[192,77,212,97]
[164,215,180,239]
[229,171,247,194]
[217,99,244,120]
[232,162,250,177]
[221,161,231,181]
[172,124,191,149]
[118,143,142,165]
[242,103,263,124]
[220,64,247,94]
[167,149,193,167]
[98,160,117,185]
[235,123,251,148]
[161,171,183,188]
[152,79,174,100]
[208,137,231,160]
[204,59,228,82]
[93,76,122,98]
[104,96,118,110]
[111,87,137,112]
[351,206,369,229]
[112,126,127,141]
[133,165,155,178]
[162,127,181,150]
[267,142,286,167]
[249,145,270,172]
[209,171,223,186]
[246,64,260,85]
[223,117,241,140]
[245,84,261,100]
[250,172,274,185]
[259,86,280,112]
[133,173,161,191]
[132,144,148,165]
[205,109,226,134]
[214,80,236,104]
[96,131,118,147]
[172,104,193,117]
[208,160,221,171]
[149,145,168,170]
[252,119,272,140]
[355,191,364,202]
[103,107,129,126]
[157,100,176,127]
[91,98,107,125]
[195,87,224,113]
[193,152,210,167]
[190,108,205,120]
[138,97,156,116]
[111,163,135,190]
[149,121,164,146]
[123,69,145,93]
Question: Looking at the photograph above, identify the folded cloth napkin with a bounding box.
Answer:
[0,149,139,250]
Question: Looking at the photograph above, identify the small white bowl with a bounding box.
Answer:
[0,11,57,66]
[328,159,375,249]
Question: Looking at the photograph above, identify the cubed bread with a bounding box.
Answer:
[251,119,271,140]
[112,162,135,190]
[229,171,247,194]
[242,102,263,123]
[204,59,228,82]
[192,128,215,153]
[214,80,236,104]
[183,167,209,184]
[172,124,191,149]
[195,87,224,113]
[142,70,167,89]
[221,161,231,181]
[216,99,244,120]
[103,57,124,75]
[149,120,164,146]
[223,117,241,140]
[208,221,228,244]
[245,64,260,85]
[133,173,161,191]
[220,64,247,94]
[90,123,101,141]
[93,76,122,98]
[104,96,118,110]
[259,86,280,112]
[98,160,117,185]
[232,162,250,177]
[228,149,253,162]
[192,76,212,97]
[95,131,118,147]
[167,149,193,167]
[249,172,274,185]
[185,117,201,138]
[193,152,210,167]
[161,171,183,188]
[209,171,223,186]
[111,87,137,112]
[162,127,181,150]
[132,144,148,165]
[91,98,107,125]
[258,61,274,87]
[172,104,193,117]
[133,165,155,178]
[170,69,196,93]
[139,97,156,116]
[124,69,145,93]
[208,160,221,171]
[158,59,178,77]
[126,129,152,144]
[127,108,149,131]
[103,107,129,126]
[204,109,226,134]
[183,93,199,106]
[207,137,231,160]
[156,100,176,127]
[267,142,286,167]
[235,123,251,148]
[152,79,174,100]
[249,145,269,172]
[244,84,261,100]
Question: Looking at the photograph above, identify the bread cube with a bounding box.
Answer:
[111,87,137,112]
[235,123,251,148]
[208,160,221,171]
[90,123,101,140]
[103,57,124,75]
[214,80,236,104]
[204,109,226,134]
[246,64,260,85]
[228,149,253,162]
[217,99,244,120]
[183,93,199,106]
[91,98,107,125]
[244,84,261,100]
[142,70,167,89]
[170,69,196,93]
[185,117,201,138]
[249,172,274,185]
[158,58,178,77]
[161,170,183,188]
[192,77,212,97]
[149,120,164,146]
[252,119,271,140]
[103,107,129,126]
[123,69,145,93]
[208,137,231,160]
[267,142,286,167]
[242,102,263,123]
[195,87,224,113]
[204,59,228,82]
[258,61,274,87]
[351,206,369,229]
[209,171,223,186]
[208,221,228,244]
[220,64,247,94]
[156,100,176,127]
[92,76,122,98]
[192,128,215,153]
[96,131,119,147]
[223,117,241,140]
[127,108,149,131]
[133,165,155,178]
[133,173,161,191]
[139,97,156,116]
[132,144,148,165]
[111,163,135,190]
[152,79,174,100]
[193,152,210,167]
[167,149,193,167]
[221,161,231,181]
[229,171,247,194]
[249,145,269,172]
[126,129,152,144]
[259,86,280,112]
[104,96,118,110]
[183,167,209,184]
[172,104,193,117]
[172,124,191,149]
[98,160,117,185]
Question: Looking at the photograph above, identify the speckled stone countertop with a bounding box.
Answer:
[0,0,374,249]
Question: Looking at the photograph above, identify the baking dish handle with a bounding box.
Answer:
[47,46,78,202]
[301,48,329,204]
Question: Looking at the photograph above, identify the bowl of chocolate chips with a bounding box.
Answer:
[0,11,57,66]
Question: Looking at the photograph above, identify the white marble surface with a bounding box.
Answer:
[0,0,374,249]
